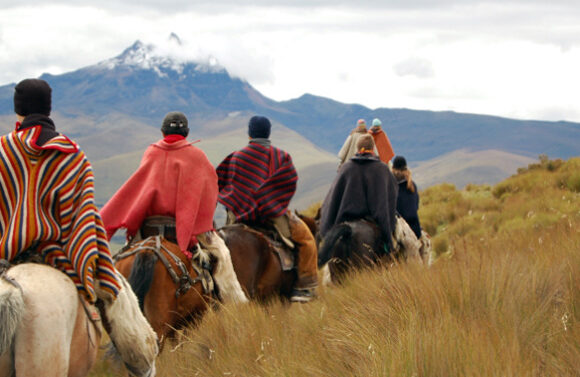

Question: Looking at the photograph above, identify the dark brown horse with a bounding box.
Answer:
[114,236,214,346]
[317,219,386,284]
[317,216,425,284]
[218,224,297,301]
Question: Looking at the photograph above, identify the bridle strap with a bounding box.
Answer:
[115,236,211,298]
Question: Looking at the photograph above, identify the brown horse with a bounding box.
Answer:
[114,236,214,346]
[218,224,297,301]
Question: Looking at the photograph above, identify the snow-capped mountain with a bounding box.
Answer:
[97,40,225,78]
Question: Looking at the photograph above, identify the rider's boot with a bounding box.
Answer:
[286,213,318,303]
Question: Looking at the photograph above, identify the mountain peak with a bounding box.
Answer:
[168,32,182,46]
[96,38,226,77]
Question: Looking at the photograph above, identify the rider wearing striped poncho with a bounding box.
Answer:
[217,115,318,303]
[0,79,120,303]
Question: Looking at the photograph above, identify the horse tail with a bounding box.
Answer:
[0,275,24,355]
[127,251,158,311]
[318,223,353,267]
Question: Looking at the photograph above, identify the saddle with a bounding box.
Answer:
[232,223,296,271]
[140,216,177,243]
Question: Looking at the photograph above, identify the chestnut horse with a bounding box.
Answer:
[218,224,297,301]
[0,263,158,377]
[114,236,214,346]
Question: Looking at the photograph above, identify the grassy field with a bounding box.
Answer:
[91,157,580,376]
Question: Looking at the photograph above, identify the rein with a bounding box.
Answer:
[115,236,213,298]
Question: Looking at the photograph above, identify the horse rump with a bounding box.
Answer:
[0,271,24,355]
[318,223,353,267]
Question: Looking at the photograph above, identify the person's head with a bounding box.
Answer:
[357,119,366,127]
[14,78,52,118]
[161,111,189,137]
[371,118,382,130]
[392,155,415,191]
[356,134,375,154]
[248,115,271,139]
[392,156,407,171]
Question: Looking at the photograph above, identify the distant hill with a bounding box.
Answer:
[1,38,579,207]
[412,149,537,189]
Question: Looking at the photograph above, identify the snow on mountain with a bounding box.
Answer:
[96,35,226,78]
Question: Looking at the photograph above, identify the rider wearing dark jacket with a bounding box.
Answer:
[392,156,422,239]
[319,134,398,250]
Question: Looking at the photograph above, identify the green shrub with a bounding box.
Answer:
[433,235,449,255]
[566,172,580,192]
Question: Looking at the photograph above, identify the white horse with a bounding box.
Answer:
[0,263,158,377]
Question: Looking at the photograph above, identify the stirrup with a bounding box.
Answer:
[290,288,316,303]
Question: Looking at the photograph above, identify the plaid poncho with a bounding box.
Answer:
[0,121,120,302]
[217,142,297,221]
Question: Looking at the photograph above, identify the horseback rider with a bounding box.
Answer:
[216,115,318,303]
[368,118,395,165]
[0,79,121,303]
[392,156,422,239]
[100,111,247,304]
[319,134,399,253]
[391,155,431,262]
[338,118,368,168]
[0,80,160,370]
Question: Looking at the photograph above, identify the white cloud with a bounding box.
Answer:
[394,57,435,79]
[0,2,579,122]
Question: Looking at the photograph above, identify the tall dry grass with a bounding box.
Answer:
[90,157,580,376]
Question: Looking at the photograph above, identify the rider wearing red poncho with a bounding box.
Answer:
[100,112,247,304]
[216,115,318,302]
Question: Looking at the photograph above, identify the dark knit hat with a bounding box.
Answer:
[248,115,271,139]
[393,156,408,170]
[356,134,375,152]
[161,111,189,136]
[14,79,52,116]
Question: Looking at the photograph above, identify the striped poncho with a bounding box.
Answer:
[0,123,120,302]
[217,142,297,221]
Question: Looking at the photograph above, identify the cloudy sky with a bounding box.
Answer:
[1,0,579,122]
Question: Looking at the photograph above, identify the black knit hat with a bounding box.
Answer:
[14,79,52,116]
[393,156,408,170]
[248,115,271,139]
[161,111,189,137]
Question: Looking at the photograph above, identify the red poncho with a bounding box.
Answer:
[369,128,395,164]
[100,137,218,252]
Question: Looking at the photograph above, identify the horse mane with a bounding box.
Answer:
[127,252,158,311]
[318,223,353,267]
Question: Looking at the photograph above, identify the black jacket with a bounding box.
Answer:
[396,180,422,239]
[319,153,398,248]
